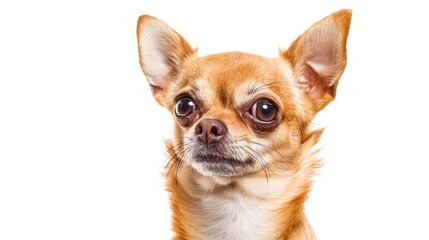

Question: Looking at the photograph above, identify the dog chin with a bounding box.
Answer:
[191,161,240,177]
[190,156,250,177]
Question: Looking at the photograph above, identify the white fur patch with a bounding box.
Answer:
[183,174,298,240]
[197,190,274,240]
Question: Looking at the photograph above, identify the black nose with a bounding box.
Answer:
[195,119,227,145]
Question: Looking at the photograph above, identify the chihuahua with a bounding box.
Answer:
[137,9,351,240]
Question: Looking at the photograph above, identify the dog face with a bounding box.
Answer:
[137,11,351,179]
[162,53,304,177]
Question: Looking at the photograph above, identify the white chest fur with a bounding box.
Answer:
[187,176,294,240]
[197,194,273,240]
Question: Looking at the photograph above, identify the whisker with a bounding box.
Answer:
[241,138,286,158]
[244,139,301,174]
[248,81,283,94]
[165,142,192,166]
[248,81,259,95]
[241,146,270,183]
[164,141,194,180]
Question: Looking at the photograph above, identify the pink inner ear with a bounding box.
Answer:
[297,63,333,100]
[148,73,172,96]
[281,9,351,109]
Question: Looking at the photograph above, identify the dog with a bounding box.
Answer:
[137,9,351,239]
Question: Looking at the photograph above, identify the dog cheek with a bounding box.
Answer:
[274,124,302,157]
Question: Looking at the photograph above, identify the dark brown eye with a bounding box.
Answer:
[250,99,278,122]
[175,97,196,117]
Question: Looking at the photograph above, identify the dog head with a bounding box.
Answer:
[137,10,351,180]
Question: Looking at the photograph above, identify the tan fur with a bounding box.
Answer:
[137,10,352,239]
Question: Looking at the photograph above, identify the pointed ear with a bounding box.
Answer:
[282,9,352,111]
[137,15,196,106]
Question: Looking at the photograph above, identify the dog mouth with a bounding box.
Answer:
[192,152,252,177]
[194,154,242,165]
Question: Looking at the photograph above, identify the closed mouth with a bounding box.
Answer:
[192,149,254,177]
[194,154,243,166]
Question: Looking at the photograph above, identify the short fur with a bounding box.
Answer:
[137,10,351,239]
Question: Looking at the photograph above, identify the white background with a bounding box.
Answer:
[1,1,428,239]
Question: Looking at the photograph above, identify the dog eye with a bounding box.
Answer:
[250,99,278,122]
[175,97,196,117]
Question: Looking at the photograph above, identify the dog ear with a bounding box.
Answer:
[137,15,196,106]
[282,9,352,111]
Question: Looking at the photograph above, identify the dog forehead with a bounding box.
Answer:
[181,52,280,105]
[192,52,274,80]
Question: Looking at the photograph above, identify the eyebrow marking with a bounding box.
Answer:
[189,81,199,91]
[247,81,283,95]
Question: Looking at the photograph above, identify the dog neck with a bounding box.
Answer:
[166,130,322,240]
